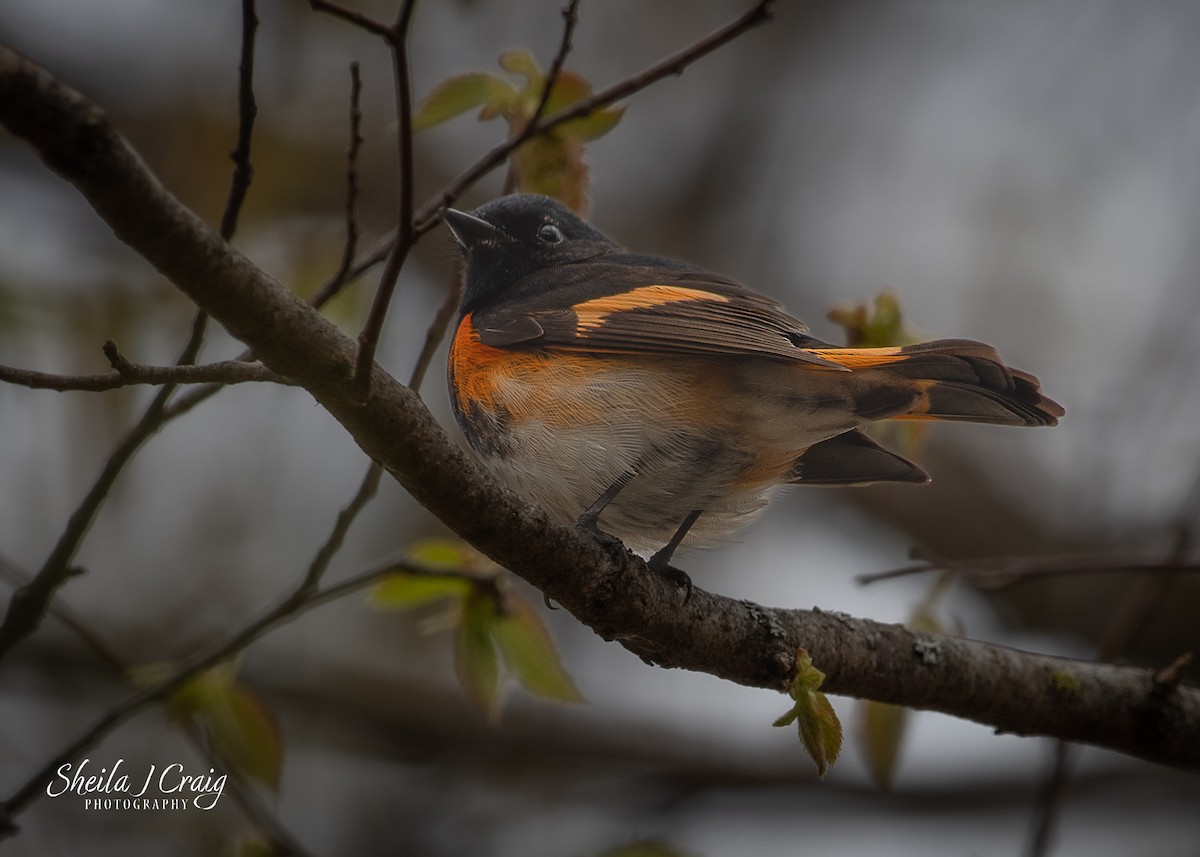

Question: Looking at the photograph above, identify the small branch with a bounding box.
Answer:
[406,272,463,391]
[0,556,125,673]
[308,0,393,38]
[219,0,259,241]
[330,61,364,287]
[534,0,582,130]
[857,549,1200,589]
[1027,742,1075,857]
[351,0,419,398]
[0,353,291,393]
[0,365,175,661]
[296,461,384,596]
[504,0,582,194]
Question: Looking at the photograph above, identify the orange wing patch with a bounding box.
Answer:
[573,285,729,334]
[802,347,906,370]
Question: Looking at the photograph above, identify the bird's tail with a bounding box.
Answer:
[806,339,1065,427]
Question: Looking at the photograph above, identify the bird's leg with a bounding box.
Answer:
[648,509,703,602]
[575,469,636,556]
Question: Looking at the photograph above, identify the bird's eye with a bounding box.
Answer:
[537,223,564,245]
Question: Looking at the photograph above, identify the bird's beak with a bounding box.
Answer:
[444,208,502,250]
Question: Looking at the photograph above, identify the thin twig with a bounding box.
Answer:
[533,0,582,133]
[308,0,393,38]
[1027,741,1074,857]
[0,556,125,673]
[0,356,290,392]
[297,462,384,596]
[331,61,365,287]
[351,0,420,399]
[504,0,582,194]
[219,0,260,241]
[857,551,1200,588]
[406,273,463,391]
[0,367,177,661]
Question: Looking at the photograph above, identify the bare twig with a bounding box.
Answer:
[1027,741,1074,857]
[504,0,583,194]
[308,0,393,38]
[297,462,384,596]
[0,362,180,661]
[406,272,463,392]
[331,61,365,287]
[533,1,583,130]
[0,354,290,392]
[219,0,260,241]
[350,0,419,399]
[857,550,1200,589]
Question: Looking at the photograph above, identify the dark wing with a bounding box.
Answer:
[470,256,847,369]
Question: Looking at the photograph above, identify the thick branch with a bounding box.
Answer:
[1,44,1197,774]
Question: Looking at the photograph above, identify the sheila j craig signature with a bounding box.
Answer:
[47,759,227,811]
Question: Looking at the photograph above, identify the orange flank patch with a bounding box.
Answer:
[803,347,907,370]
[450,313,641,427]
[450,314,536,408]
[572,285,728,332]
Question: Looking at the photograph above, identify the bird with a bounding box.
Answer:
[443,194,1063,591]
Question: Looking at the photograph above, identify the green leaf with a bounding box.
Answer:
[857,699,908,792]
[826,289,918,348]
[455,592,502,719]
[510,133,589,213]
[774,649,843,779]
[497,48,541,85]
[540,70,591,112]
[413,72,518,131]
[560,105,626,142]
[410,537,496,573]
[370,538,497,609]
[168,664,284,793]
[490,591,584,704]
[371,574,474,610]
[208,685,284,793]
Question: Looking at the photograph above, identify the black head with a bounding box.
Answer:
[444,194,619,310]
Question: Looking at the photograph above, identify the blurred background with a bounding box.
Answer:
[2,0,1198,855]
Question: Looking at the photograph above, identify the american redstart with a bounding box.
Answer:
[444,194,1063,591]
